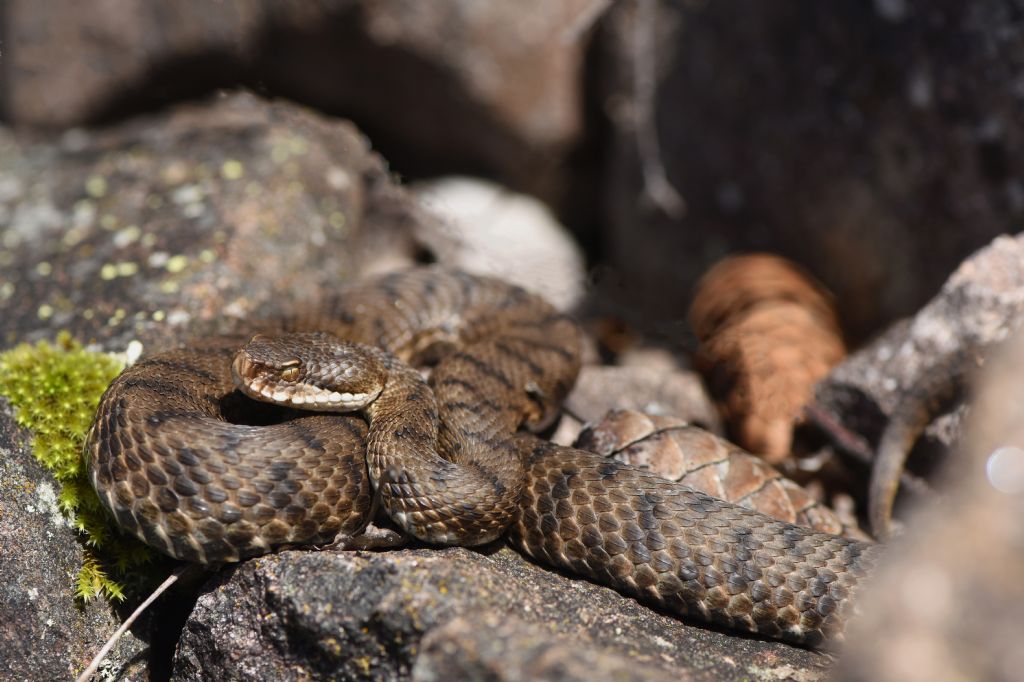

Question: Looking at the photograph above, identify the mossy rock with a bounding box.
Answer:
[0,332,162,601]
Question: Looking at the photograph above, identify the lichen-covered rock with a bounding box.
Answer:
[0,91,425,353]
[0,410,148,681]
[172,548,832,681]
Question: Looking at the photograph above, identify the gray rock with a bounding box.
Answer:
[414,614,675,682]
[596,0,1024,341]
[0,91,424,353]
[172,547,831,681]
[814,233,1024,452]
[0,408,148,681]
[553,363,722,446]
[412,177,587,312]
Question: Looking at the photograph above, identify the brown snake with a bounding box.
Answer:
[86,267,878,647]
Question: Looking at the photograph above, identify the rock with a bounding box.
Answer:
[412,176,587,311]
[3,0,588,200]
[596,0,1024,341]
[814,234,1024,458]
[0,409,148,681]
[0,91,425,352]
[172,547,831,681]
[552,363,722,446]
[835,331,1024,682]
[414,615,674,682]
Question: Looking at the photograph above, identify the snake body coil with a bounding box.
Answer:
[87,267,877,647]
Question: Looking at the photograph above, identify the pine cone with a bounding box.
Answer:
[689,254,845,463]
[576,409,866,539]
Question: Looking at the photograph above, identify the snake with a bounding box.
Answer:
[86,267,879,648]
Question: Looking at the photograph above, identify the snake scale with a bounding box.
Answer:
[86,267,878,647]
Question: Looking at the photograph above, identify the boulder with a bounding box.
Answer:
[0,91,424,353]
[3,0,589,201]
[814,234,1024,466]
[172,547,829,681]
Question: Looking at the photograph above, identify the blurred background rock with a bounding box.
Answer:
[6,0,1024,344]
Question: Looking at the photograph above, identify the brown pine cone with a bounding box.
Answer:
[689,254,846,463]
[576,408,867,539]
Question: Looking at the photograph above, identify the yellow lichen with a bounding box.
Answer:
[220,159,245,180]
[0,332,160,601]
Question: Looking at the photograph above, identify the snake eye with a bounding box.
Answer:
[280,361,301,382]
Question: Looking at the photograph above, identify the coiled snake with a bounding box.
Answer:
[86,267,878,647]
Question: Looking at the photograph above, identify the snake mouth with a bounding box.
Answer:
[231,352,380,412]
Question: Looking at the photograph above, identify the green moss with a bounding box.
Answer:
[0,332,160,601]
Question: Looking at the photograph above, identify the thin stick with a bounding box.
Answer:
[803,401,932,498]
[76,563,195,682]
[633,0,686,217]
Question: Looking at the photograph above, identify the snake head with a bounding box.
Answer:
[232,331,386,412]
